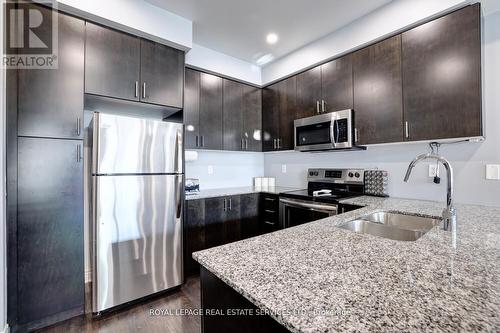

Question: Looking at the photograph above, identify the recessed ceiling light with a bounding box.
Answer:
[266,33,278,45]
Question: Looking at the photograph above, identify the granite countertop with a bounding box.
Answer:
[193,196,500,332]
[185,186,301,200]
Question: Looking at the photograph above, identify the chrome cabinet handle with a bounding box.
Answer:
[405,121,410,139]
[245,139,248,150]
[134,81,139,98]
[273,138,276,149]
[241,138,244,150]
[277,138,281,149]
[228,198,232,211]
[200,135,204,147]
[223,198,227,212]
[142,82,146,99]
[322,100,326,113]
[316,100,320,114]
[264,221,275,225]
[76,117,81,136]
[196,135,199,147]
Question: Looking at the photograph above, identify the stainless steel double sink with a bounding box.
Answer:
[338,211,441,241]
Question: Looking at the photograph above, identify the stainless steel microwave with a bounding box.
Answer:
[294,109,355,151]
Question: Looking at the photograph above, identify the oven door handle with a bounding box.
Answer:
[279,198,338,212]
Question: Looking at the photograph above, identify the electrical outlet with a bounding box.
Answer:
[207,165,214,175]
[428,164,438,177]
[486,164,500,180]
[281,164,287,173]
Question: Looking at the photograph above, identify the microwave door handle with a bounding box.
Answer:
[331,119,338,148]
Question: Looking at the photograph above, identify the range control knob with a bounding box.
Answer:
[348,172,354,178]
[355,172,360,178]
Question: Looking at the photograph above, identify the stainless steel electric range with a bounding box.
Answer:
[279,168,365,228]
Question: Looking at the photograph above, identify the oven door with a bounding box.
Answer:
[279,198,338,228]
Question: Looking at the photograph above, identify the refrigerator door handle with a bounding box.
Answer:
[175,128,183,173]
[176,176,183,219]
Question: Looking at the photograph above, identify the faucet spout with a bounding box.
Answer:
[403,153,456,231]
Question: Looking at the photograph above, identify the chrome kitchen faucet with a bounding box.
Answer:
[404,153,457,231]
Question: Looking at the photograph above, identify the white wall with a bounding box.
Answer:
[185,151,264,190]
[263,5,500,208]
[261,0,470,84]
[186,44,262,86]
[54,0,192,50]
[0,0,7,331]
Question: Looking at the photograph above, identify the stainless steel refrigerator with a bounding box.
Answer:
[89,112,183,313]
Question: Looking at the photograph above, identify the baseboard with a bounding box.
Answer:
[85,269,92,283]
[2,324,10,333]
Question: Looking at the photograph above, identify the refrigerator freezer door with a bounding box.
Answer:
[93,113,183,175]
[92,174,183,313]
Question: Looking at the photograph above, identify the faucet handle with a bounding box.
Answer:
[441,207,457,231]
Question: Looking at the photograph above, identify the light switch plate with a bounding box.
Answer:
[281,164,287,173]
[207,165,214,175]
[486,164,500,180]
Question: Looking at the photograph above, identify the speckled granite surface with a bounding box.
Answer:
[185,186,300,200]
[193,196,500,332]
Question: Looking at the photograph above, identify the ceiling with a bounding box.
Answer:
[146,0,393,66]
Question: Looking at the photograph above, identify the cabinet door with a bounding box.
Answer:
[224,196,241,244]
[223,79,243,151]
[278,77,297,150]
[184,199,205,277]
[17,138,84,324]
[321,55,353,113]
[85,22,140,101]
[242,85,262,152]
[18,7,84,139]
[199,73,223,150]
[353,35,404,144]
[402,4,482,141]
[184,69,200,149]
[140,39,184,108]
[204,197,226,249]
[262,83,280,151]
[296,66,321,119]
[240,194,260,239]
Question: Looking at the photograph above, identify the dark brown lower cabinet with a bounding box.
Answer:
[259,193,280,233]
[184,193,264,278]
[16,137,84,329]
[201,266,289,333]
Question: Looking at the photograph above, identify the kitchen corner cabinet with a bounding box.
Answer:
[18,6,84,139]
[184,69,261,151]
[85,22,184,108]
[353,35,404,145]
[402,4,482,141]
[184,69,223,150]
[17,137,84,326]
[262,76,296,151]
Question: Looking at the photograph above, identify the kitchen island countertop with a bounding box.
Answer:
[193,196,500,332]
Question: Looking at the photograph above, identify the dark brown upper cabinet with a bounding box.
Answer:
[353,35,404,145]
[85,23,184,108]
[262,83,280,152]
[262,77,296,151]
[183,70,224,150]
[321,55,354,114]
[184,68,201,149]
[222,79,262,152]
[278,77,297,150]
[140,39,184,108]
[402,4,482,141]
[18,7,84,139]
[223,79,244,151]
[296,66,321,119]
[199,72,223,150]
[296,55,353,119]
[242,85,262,152]
[85,22,140,101]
